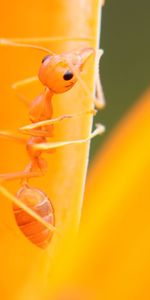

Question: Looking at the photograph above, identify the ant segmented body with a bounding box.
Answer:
[13,185,55,248]
[0,37,105,248]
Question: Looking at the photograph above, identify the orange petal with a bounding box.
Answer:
[0,0,103,299]
[55,90,150,300]
[82,89,150,299]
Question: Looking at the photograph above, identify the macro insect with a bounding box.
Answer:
[0,36,105,248]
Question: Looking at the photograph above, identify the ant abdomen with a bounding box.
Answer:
[13,185,54,249]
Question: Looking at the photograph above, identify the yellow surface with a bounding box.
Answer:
[78,90,150,300]
[47,90,150,299]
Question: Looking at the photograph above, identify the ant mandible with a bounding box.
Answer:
[0,36,105,248]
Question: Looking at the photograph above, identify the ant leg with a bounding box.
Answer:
[0,185,56,232]
[95,77,105,109]
[11,76,38,90]
[94,49,105,109]
[0,134,48,182]
[0,130,26,144]
[12,90,31,107]
[19,109,96,136]
[11,76,38,107]
[0,155,49,183]
[32,124,105,151]
[0,168,42,183]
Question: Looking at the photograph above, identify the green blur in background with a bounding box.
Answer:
[91,0,150,159]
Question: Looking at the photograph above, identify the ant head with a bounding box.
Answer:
[38,47,94,93]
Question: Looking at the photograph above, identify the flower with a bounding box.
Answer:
[49,89,150,300]
[2,1,148,300]
[82,89,150,300]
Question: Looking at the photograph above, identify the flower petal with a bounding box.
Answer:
[47,89,150,299]
[59,90,150,300]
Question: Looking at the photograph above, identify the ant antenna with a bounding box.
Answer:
[7,36,94,43]
[0,39,55,55]
[65,49,105,109]
[1,38,105,108]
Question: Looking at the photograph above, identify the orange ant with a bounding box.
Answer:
[0,37,105,248]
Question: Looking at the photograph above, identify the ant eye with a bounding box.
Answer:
[63,70,73,81]
[42,55,50,63]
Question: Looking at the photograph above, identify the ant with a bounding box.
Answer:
[0,37,105,248]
